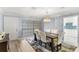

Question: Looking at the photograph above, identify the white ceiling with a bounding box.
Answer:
[0,7,79,18]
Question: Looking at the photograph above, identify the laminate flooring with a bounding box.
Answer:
[8,39,35,52]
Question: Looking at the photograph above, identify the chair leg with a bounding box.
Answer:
[56,44,62,51]
[45,43,47,48]
[39,40,42,46]
[41,41,42,46]
[41,42,48,48]
[45,43,49,48]
[41,42,46,47]
[60,44,62,50]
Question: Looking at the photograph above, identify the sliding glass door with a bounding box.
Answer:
[21,19,42,37]
[63,16,78,47]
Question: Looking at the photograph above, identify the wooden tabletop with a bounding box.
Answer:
[46,32,58,39]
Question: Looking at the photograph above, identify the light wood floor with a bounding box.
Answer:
[8,39,35,52]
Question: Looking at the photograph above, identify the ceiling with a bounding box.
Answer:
[0,7,79,18]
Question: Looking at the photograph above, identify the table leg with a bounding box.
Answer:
[50,39,55,52]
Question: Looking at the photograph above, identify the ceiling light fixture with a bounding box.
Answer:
[43,9,51,22]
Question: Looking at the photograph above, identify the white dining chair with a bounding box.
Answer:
[35,31,40,40]
[50,29,59,34]
[57,32,64,51]
[58,32,64,43]
[40,32,51,48]
[34,29,42,45]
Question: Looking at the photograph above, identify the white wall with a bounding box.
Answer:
[0,15,43,39]
[44,16,63,33]
[4,16,20,40]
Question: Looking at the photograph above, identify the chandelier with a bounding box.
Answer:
[43,9,51,22]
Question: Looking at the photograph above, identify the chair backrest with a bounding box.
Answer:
[44,29,50,32]
[58,32,64,44]
[34,29,41,40]
[34,31,41,40]
[34,29,40,32]
[50,29,59,34]
[40,32,47,43]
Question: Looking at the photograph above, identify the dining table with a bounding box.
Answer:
[46,32,59,52]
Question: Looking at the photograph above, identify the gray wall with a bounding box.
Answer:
[0,15,3,32]
[0,15,63,37]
